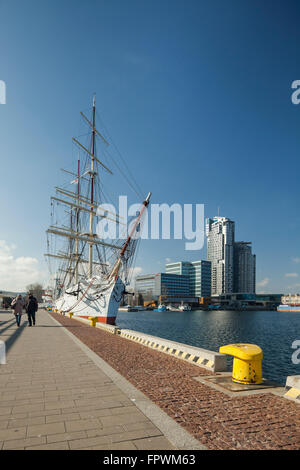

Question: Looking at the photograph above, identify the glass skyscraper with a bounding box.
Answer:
[165,260,211,297]
[206,216,256,295]
[233,242,256,294]
[206,217,235,295]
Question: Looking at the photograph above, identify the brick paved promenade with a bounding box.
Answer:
[0,309,201,450]
[1,308,299,450]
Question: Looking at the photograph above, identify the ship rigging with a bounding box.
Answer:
[45,96,150,324]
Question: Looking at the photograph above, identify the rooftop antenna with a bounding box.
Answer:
[217,206,220,217]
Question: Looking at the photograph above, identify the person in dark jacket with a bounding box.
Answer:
[25,294,38,326]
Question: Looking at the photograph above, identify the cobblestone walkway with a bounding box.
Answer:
[0,309,176,450]
[50,311,300,450]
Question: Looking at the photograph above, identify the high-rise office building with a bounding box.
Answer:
[189,261,211,297]
[165,260,211,297]
[135,273,190,300]
[233,242,256,293]
[206,217,235,295]
[165,261,192,277]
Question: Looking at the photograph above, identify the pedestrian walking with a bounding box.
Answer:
[11,295,25,327]
[25,294,38,326]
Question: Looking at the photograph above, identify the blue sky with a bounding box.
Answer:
[1,0,300,292]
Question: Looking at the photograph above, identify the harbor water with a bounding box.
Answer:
[116,309,300,385]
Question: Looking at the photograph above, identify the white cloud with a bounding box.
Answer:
[285,273,299,278]
[0,240,46,292]
[257,277,269,287]
[292,257,300,263]
[131,266,143,278]
[127,266,143,289]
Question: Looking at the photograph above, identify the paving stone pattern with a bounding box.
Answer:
[0,310,175,450]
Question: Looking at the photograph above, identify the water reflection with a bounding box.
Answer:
[116,309,300,385]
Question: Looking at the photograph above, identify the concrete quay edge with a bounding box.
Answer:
[117,329,227,373]
[49,312,207,450]
[58,312,118,334]
[54,310,227,373]
[284,375,300,403]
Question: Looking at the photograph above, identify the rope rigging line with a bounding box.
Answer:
[95,108,144,200]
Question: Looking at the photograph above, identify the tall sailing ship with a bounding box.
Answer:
[45,96,150,324]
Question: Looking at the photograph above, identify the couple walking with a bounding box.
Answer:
[11,294,38,327]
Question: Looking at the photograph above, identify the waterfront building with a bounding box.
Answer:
[165,260,211,297]
[164,261,191,277]
[206,217,235,295]
[233,242,256,294]
[135,272,191,302]
[211,293,282,310]
[134,274,156,300]
[155,273,190,298]
[189,260,211,297]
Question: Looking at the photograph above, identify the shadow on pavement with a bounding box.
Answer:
[2,320,28,353]
[0,318,19,336]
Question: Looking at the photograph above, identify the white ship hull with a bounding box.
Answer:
[55,276,125,325]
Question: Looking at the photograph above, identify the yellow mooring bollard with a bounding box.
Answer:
[89,317,97,327]
[219,343,263,385]
[68,312,73,319]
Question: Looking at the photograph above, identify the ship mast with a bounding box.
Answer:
[75,155,80,284]
[88,95,96,278]
[46,97,148,295]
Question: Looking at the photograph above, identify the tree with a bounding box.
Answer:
[2,296,12,309]
[26,283,44,302]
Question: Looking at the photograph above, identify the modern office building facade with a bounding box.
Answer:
[155,273,190,298]
[135,273,190,300]
[206,216,256,296]
[164,262,191,277]
[206,217,235,296]
[189,260,211,297]
[210,293,281,310]
[233,242,256,294]
[165,260,211,297]
[134,274,156,299]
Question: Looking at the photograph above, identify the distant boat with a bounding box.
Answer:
[154,304,166,311]
[119,305,145,312]
[277,294,300,312]
[178,304,191,311]
[118,305,133,312]
[277,305,300,312]
[208,304,221,310]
